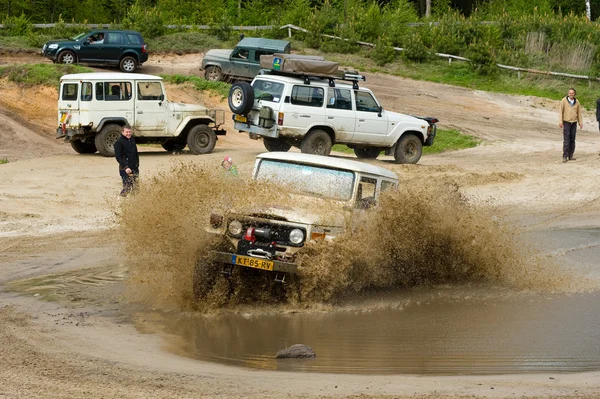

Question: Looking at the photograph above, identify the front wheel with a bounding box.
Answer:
[204,66,223,81]
[300,129,332,156]
[263,137,291,152]
[394,133,423,164]
[119,56,137,72]
[70,139,97,154]
[193,260,220,301]
[58,50,76,65]
[187,125,217,154]
[94,124,122,157]
[354,147,381,159]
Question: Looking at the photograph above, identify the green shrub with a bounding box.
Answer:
[467,41,498,75]
[123,3,167,39]
[2,13,32,36]
[372,36,397,66]
[0,64,92,87]
[401,35,432,63]
[25,31,52,47]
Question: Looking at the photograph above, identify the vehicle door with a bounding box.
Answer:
[285,85,326,134]
[58,81,80,127]
[251,50,273,76]
[229,47,254,77]
[78,32,106,62]
[134,80,168,136]
[92,80,134,126]
[352,91,389,145]
[325,87,355,142]
[103,32,126,63]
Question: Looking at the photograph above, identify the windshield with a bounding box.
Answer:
[256,159,355,201]
[72,32,87,41]
[252,79,285,103]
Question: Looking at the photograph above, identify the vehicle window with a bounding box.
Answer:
[232,48,249,59]
[62,83,78,101]
[356,177,377,209]
[106,32,124,45]
[355,91,380,112]
[291,86,324,107]
[327,88,352,110]
[256,159,355,201]
[81,82,92,101]
[255,50,274,62]
[137,82,164,100]
[96,82,132,101]
[252,79,284,103]
[127,34,141,44]
[72,32,87,41]
[88,32,105,45]
[381,180,396,192]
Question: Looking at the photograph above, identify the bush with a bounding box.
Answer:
[2,13,32,36]
[123,3,167,39]
[401,35,432,63]
[25,31,52,47]
[467,41,498,75]
[371,36,397,66]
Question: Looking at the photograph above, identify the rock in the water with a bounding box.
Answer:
[276,344,316,359]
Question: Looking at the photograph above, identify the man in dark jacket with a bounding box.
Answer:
[596,98,600,132]
[114,124,139,197]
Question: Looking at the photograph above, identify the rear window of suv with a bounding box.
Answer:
[252,79,284,103]
[127,34,142,44]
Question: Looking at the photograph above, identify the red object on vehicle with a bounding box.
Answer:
[142,44,147,53]
[244,227,256,242]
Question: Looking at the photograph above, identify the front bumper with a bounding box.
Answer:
[210,251,298,274]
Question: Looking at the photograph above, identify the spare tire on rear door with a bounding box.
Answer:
[228,82,254,115]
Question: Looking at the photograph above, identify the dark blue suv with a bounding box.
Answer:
[42,30,148,72]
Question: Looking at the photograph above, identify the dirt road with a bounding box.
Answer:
[1,54,600,398]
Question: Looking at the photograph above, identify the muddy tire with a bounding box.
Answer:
[70,139,97,154]
[119,56,137,73]
[57,50,76,65]
[161,140,186,153]
[187,125,216,155]
[354,147,381,159]
[394,133,422,164]
[193,260,221,301]
[94,124,122,157]
[263,137,291,152]
[204,66,223,82]
[228,82,254,115]
[300,129,332,156]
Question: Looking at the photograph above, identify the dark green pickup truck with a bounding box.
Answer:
[201,37,290,82]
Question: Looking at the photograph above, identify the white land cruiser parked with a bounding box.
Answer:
[227,56,438,164]
[197,152,398,294]
[57,72,226,157]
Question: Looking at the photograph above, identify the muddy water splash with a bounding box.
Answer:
[117,163,589,311]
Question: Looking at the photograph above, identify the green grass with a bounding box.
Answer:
[0,158,9,165]
[161,74,231,98]
[0,35,36,50]
[0,64,92,86]
[332,128,479,156]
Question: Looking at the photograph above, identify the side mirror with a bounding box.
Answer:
[377,106,383,117]
[159,94,165,101]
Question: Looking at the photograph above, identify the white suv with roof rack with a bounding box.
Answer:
[227,54,438,163]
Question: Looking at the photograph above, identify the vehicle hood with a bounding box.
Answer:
[44,39,74,46]
[203,49,232,63]
[170,102,209,113]
[229,199,348,228]
[386,110,426,125]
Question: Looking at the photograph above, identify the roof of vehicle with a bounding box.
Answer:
[87,29,143,34]
[237,37,290,51]
[256,152,399,180]
[254,72,371,92]
[60,72,161,81]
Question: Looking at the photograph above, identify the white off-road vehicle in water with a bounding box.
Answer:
[197,152,398,295]
[57,72,225,157]
[227,54,439,164]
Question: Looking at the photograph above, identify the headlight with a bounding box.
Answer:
[48,44,59,50]
[228,220,243,236]
[289,229,305,245]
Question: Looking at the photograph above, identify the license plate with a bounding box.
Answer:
[232,255,273,271]
[234,115,247,123]
[60,112,68,123]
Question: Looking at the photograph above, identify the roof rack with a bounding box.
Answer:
[261,69,366,89]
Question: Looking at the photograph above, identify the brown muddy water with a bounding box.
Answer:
[135,227,600,376]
